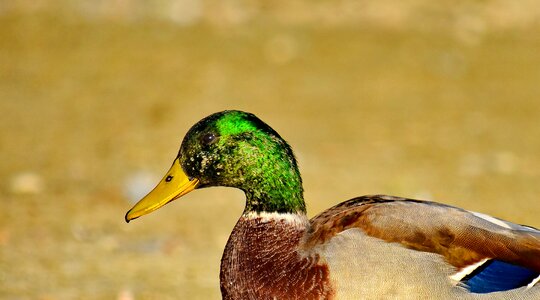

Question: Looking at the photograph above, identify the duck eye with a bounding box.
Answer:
[201,132,217,145]
[165,175,173,182]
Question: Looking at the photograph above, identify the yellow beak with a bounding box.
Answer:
[125,158,199,222]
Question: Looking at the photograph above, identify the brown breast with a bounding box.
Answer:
[220,213,334,300]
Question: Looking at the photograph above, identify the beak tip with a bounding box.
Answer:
[125,211,133,223]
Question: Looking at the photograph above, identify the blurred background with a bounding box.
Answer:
[1,1,540,299]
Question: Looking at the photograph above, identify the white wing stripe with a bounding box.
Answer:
[471,211,512,229]
[527,274,540,289]
[449,259,489,283]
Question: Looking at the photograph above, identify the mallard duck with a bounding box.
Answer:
[126,110,540,299]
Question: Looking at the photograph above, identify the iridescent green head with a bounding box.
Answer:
[125,110,305,222]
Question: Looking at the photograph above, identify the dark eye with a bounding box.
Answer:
[200,132,217,145]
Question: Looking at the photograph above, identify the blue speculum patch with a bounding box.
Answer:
[462,260,539,293]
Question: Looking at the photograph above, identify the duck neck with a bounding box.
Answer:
[240,152,306,214]
[244,186,305,215]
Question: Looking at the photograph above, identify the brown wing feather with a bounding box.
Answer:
[304,195,540,272]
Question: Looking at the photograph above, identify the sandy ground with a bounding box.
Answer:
[1,4,540,299]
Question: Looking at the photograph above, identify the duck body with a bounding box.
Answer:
[126,110,540,299]
[221,196,540,299]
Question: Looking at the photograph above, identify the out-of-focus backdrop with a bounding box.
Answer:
[1,1,540,299]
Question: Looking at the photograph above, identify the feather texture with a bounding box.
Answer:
[306,195,540,272]
[302,195,540,297]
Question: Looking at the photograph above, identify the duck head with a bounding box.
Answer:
[125,110,305,222]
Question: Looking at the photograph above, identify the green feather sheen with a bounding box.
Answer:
[214,112,305,214]
[216,112,259,136]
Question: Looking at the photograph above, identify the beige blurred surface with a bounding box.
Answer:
[1,1,540,299]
